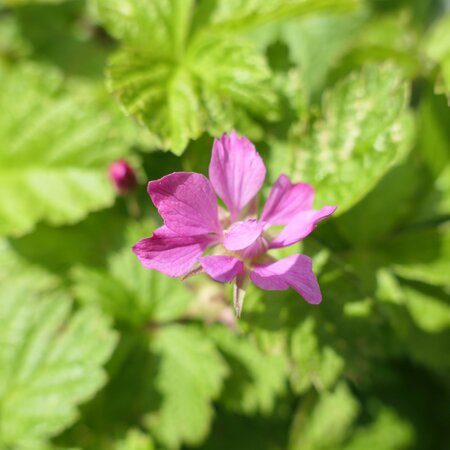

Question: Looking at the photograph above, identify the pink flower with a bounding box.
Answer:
[109,160,138,195]
[132,131,336,317]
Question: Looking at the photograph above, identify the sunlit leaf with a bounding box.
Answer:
[106,35,276,154]
[211,326,287,414]
[97,0,364,155]
[0,273,117,448]
[0,64,130,237]
[114,429,155,450]
[401,283,450,333]
[1,0,66,5]
[147,325,228,448]
[334,157,421,245]
[73,222,193,325]
[286,64,413,214]
[423,14,450,97]
[209,0,361,31]
[279,11,366,99]
[289,383,359,450]
[290,317,344,394]
[343,405,413,450]
[380,223,450,287]
[417,87,450,178]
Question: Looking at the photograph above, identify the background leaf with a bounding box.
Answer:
[72,222,194,326]
[211,326,287,415]
[0,273,117,448]
[106,35,277,154]
[208,0,361,31]
[1,1,450,449]
[147,325,228,448]
[0,64,131,237]
[114,430,154,450]
[285,64,414,214]
[289,383,359,450]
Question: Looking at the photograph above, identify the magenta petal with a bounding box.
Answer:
[261,175,314,225]
[199,256,244,283]
[132,226,216,277]
[250,254,322,304]
[270,206,336,249]
[148,172,222,236]
[209,130,266,221]
[224,219,265,251]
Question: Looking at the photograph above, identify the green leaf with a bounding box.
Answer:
[98,0,364,155]
[0,273,117,448]
[210,326,287,415]
[106,52,202,155]
[106,36,276,154]
[380,223,450,286]
[1,0,66,5]
[9,206,128,274]
[6,2,112,80]
[0,64,129,237]
[377,270,450,333]
[147,325,228,448]
[400,283,450,333]
[343,405,413,450]
[289,383,359,450]
[287,64,413,214]
[423,14,450,97]
[417,87,450,178]
[290,317,344,394]
[279,11,366,99]
[377,270,450,373]
[114,429,155,450]
[94,0,195,52]
[18,445,81,450]
[334,157,421,246]
[329,13,421,80]
[208,0,361,32]
[97,0,279,154]
[73,222,193,326]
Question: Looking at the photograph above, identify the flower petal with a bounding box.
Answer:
[269,206,336,249]
[132,226,216,277]
[209,130,266,221]
[250,254,322,304]
[223,219,265,251]
[148,172,222,236]
[199,256,244,282]
[261,174,314,225]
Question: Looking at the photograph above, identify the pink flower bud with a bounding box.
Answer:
[108,160,137,195]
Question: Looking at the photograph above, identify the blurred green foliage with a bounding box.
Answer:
[0,0,449,449]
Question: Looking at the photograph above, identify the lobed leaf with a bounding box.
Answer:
[72,221,193,325]
[423,14,450,97]
[289,383,359,450]
[210,326,287,415]
[98,0,363,155]
[380,223,450,287]
[290,317,344,394]
[106,35,276,154]
[209,0,361,32]
[1,0,66,5]
[148,325,228,448]
[334,158,421,246]
[278,11,366,99]
[343,405,413,450]
[287,64,414,214]
[0,64,131,237]
[401,283,450,333]
[0,273,117,448]
[114,429,155,450]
